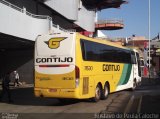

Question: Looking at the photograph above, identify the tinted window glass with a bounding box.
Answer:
[80,39,132,64]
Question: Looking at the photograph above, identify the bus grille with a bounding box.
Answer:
[83,77,89,95]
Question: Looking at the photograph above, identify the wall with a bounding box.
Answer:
[44,0,95,31]
[17,59,34,84]
[74,5,95,32]
[0,2,50,41]
[44,0,78,20]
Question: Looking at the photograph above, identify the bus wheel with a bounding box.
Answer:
[101,84,109,100]
[91,84,101,102]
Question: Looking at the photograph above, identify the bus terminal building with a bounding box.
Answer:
[0,0,127,83]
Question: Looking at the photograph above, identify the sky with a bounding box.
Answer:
[98,0,160,39]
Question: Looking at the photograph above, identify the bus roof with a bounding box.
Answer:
[36,32,131,51]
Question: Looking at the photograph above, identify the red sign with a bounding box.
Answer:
[143,66,148,77]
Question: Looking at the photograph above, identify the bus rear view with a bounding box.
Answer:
[34,32,79,98]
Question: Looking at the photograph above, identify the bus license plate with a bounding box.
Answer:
[49,89,57,92]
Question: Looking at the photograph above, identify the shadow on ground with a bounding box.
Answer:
[0,87,80,106]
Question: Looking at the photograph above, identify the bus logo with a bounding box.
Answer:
[45,37,67,49]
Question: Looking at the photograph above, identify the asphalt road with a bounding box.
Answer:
[0,78,160,119]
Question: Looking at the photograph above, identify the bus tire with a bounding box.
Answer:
[91,84,102,102]
[101,83,109,100]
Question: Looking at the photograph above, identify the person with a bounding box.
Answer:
[13,70,20,87]
[0,72,13,103]
[150,62,157,84]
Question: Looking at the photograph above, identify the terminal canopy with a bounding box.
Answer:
[81,0,127,10]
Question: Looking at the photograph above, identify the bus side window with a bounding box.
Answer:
[80,40,86,60]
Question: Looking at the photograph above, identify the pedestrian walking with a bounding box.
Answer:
[13,70,20,87]
[0,72,13,103]
[150,62,157,84]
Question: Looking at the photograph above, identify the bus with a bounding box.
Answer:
[34,32,141,102]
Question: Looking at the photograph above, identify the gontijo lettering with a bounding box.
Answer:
[103,64,120,71]
[36,57,73,63]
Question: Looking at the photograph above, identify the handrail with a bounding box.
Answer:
[0,0,52,20]
[59,26,76,32]
[0,0,22,12]
[97,19,123,24]
[0,0,76,32]
[25,11,52,20]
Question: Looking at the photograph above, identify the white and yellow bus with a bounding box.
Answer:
[34,32,141,102]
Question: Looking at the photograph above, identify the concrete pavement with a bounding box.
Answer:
[0,77,160,119]
[138,77,160,113]
[98,77,160,119]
